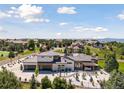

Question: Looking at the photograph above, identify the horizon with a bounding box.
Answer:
[0,4,124,39]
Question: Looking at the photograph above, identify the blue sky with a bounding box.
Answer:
[0,4,124,39]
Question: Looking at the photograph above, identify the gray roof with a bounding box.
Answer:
[67,54,97,62]
[38,51,64,56]
[23,51,97,63]
[24,56,38,63]
[24,56,54,63]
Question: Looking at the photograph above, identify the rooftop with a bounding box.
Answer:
[23,51,98,63]
[67,53,97,62]
[37,51,64,57]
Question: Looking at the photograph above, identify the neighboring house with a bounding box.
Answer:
[70,41,84,53]
[6,39,28,45]
[22,51,98,72]
[92,41,104,49]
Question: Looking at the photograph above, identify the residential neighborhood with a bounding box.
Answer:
[0,4,124,89]
[0,38,123,89]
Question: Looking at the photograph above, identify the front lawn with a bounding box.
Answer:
[21,82,30,89]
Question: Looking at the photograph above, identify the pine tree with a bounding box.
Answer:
[0,68,21,89]
[35,66,39,77]
[28,40,35,51]
[104,52,119,72]
[30,74,37,89]
[102,70,124,89]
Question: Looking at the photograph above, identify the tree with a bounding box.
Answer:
[67,79,75,89]
[102,70,124,89]
[8,51,15,63]
[85,47,91,55]
[1,54,3,57]
[28,40,35,51]
[39,47,43,52]
[104,52,119,72]
[0,68,21,89]
[64,47,68,56]
[29,74,37,89]
[120,47,124,55]
[52,77,67,89]
[20,64,23,71]
[41,76,51,89]
[8,51,15,58]
[35,66,39,77]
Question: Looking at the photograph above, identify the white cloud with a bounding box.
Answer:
[92,36,106,39]
[117,12,124,20]
[1,4,49,23]
[17,4,43,19]
[94,27,108,32]
[56,33,62,36]
[73,26,108,32]
[24,18,50,23]
[0,11,11,18]
[57,7,77,14]
[59,22,68,26]
[11,7,16,10]
[0,26,6,32]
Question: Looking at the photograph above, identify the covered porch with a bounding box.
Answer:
[74,62,99,71]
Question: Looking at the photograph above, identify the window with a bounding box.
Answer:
[67,62,72,64]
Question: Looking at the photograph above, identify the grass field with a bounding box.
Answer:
[118,62,124,73]
[0,51,9,61]
[98,60,124,73]
[21,48,40,55]
[0,51,9,57]
[21,50,33,55]
[54,48,64,53]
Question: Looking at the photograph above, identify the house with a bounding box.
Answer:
[22,51,98,72]
[70,41,84,53]
[92,41,104,49]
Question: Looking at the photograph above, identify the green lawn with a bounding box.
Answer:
[98,60,105,68]
[118,62,124,73]
[21,50,33,55]
[21,82,41,89]
[21,48,40,55]
[86,46,107,58]
[21,82,30,89]
[98,61,124,73]
[0,51,9,57]
[54,48,64,53]
[0,51,9,61]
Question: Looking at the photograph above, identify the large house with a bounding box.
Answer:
[22,51,99,72]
